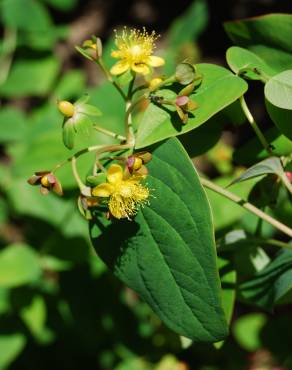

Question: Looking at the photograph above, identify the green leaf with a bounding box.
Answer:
[167,0,208,48]
[226,46,275,80]
[0,57,60,97]
[0,244,41,288]
[229,157,284,186]
[0,107,27,143]
[233,313,267,351]
[90,138,228,342]
[135,63,247,149]
[265,70,292,140]
[164,0,208,76]
[0,334,26,370]
[53,69,86,100]
[239,250,292,309]
[43,0,77,11]
[224,14,292,73]
[1,0,52,31]
[20,295,46,337]
[214,256,236,349]
[265,70,292,109]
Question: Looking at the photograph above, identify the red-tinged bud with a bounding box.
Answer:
[285,171,292,182]
[176,95,189,107]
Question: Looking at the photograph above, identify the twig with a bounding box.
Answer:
[201,177,292,238]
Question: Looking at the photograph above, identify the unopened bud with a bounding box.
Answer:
[149,77,163,90]
[127,156,142,171]
[58,101,75,117]
[41,175,50,188]
[176,95,189,107]
[286,171,292,182]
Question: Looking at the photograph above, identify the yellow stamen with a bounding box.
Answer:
[92,164,149,219]
[110,28,164,75]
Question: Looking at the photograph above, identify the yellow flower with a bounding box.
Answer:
[92,164,149,220]
[110,28,165,76]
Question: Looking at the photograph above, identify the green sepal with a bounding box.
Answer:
[62,119,76,149]
[76,103,101,117]
[175,62,196,85]
[86,173,107,187]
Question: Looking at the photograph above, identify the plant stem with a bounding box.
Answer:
[93,125,126,142]
[218,237,292,252]
[54,143,132,173]
[255,238,292,250]
[240,96,273,156]
[71,156,90,195]
[95,58,127,101]
[200,177,292,238]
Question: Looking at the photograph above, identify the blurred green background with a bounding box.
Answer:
[1,0,292,369]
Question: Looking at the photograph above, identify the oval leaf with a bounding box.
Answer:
[226,46,275,80]
[229,157,284,187]
[135,63,247,149]
[265,70,292,140]
[90,138,228,342]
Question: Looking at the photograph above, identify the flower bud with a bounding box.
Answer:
[286,171,292,182]
[149,77,163,90]
[175,63,196,85]
[58,101,75,117]
[40,175,50,188]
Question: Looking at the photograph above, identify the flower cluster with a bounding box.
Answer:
[27,171,63,196]
[92,160,150,220]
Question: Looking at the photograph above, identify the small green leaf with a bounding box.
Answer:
[0,334,26,370]
[175,63,197,85]
[239,250,292,309]
[229,157,284,186]
[135,63,247,148]
[20,295,46,339]
[233,313,267,351]
[90,138,227,342]
[226,46,275,80]
[0,244,41,288]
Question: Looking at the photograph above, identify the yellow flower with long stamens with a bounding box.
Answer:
[92,164,149,219]
[110,28,165,76]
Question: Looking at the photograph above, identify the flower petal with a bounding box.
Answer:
[92,183,114,197]
[27,175,41,185]
[107,164,124,184]
[111,50,122,58]
[110,60,130,75]
[131,63,150,75]
[147,55,165,67]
